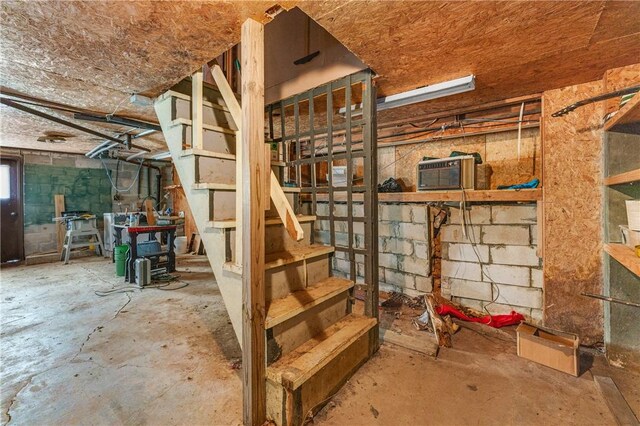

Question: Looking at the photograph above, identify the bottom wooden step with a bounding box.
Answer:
[266,314,377,426]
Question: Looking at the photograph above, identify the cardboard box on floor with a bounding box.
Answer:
[516,322,580,376]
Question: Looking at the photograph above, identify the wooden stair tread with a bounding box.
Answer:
[266,314,377,390]
[169,117,236,135]
[207,215,316,229]
[265,245,334,269]
[193,182,300,193]
[222,244,335,274]
[181,148,235,161]
[265,277,354,329]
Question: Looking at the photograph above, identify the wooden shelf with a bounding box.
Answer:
[604,169,640,186]
[604,243,640,277]
[305,188,541,203]
[604,94,640,134]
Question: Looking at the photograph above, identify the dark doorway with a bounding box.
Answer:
[1,156,24,263]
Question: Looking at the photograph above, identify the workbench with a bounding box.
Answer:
[113,225,177,283]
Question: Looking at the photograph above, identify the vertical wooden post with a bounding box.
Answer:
[191,70,204,150]
[54,194,65,254]
[241,18,266,426]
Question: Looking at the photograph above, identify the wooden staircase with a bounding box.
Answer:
[154,65,377,425]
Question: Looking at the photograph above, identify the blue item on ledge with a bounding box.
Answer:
[497,178,540,190]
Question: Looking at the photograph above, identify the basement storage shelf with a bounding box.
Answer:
[602,91,640,371]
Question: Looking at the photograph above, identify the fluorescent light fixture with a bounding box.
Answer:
[150,151,171,160]
[126,151,147,161]
[339,74,475,116]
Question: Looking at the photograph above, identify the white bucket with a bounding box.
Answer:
[175,236,189,254]
[626,200,640,231]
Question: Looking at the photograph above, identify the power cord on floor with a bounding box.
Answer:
[94,273,189,297]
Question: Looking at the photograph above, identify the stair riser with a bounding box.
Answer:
[196,156,235,185]
[172,95,236,130]
[268,293,350,363]
[266,327,374,426]
[206,190,236,221]
[226,222,313,261]
[179,124,236,154]
[266,255,330,301]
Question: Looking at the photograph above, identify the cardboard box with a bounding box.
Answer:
[516,322,580,376]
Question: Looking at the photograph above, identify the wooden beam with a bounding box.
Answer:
[270,171,304,241]
[240,18,266,426]
[307,189,542,203]
[54,194,65,254]
[210,63,244,266]
[604,168,640,186]
[191,70,204,149]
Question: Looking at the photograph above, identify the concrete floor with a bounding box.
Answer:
[1,257,638,425]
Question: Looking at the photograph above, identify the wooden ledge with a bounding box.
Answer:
[223,244,335,275]
[605,243,640,277]
[207,215,316,230]
[306,188,541,203]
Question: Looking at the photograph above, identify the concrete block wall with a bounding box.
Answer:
[440,204,543,322]
[314,202,433,297]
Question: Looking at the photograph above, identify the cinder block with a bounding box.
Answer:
[24,153,52,165]
[530,308,544,324]
[531,268,543,288]
[413,241,429,260]
[379,204,411,222]
[333,258,352,274]
[398,255,429,276]
[379,253,398,269]
[452,296,485,312]
[380,282,399,294]
[483,264,530,286]
[441,280,452,298]
[315,203,329,216]
[440,225,482,243]
[402,287,426,298]
[384,269,415,289]
[491,205,537,224]
[353,221,364,235]
[378,223,396,238]
[378,267,385,284]
[490,245,540,267]
[445,243,489,263]
[481,225,530,246]
[494,284,542,309]
[333,204,347,217]
[486,302,531,317]
[415,275,433,292]
[352,203,364,218]
[74,157,102,169]
[442,260,482,281]
[449,278,492,301]
[397,223,428,241]
[383,238,413,256]
[531,225,538,245]
[314,230,331,245]
[448,205,491,225]
[411,206,428,224]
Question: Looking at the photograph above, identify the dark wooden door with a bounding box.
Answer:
[1,157,23,263]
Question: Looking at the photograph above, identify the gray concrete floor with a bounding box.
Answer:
[2,256,638,425]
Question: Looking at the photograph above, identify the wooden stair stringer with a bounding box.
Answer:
[155,96,243,345]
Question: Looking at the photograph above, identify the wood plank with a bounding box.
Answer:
[170,117,236,135]
[266,314,377,390]
[144,199,156,226]
[605,243,640,277]
[270,171,304,241]
[605,93,640,132]
[594,375,640,426]
[192,182,236,191]
[379,328,438,357]
[191,70,203,150]
[211,64,242,127]
[265,277,354,328]
[223,244,335,275]
[308,189,541,203]
[207,214,316,229]
[180,148,235,161]
[54,194,65,254]
[604,169,640,186]
[210,62,244,267]
[240,18,266,426]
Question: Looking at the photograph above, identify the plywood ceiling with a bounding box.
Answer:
[1,0,639,154]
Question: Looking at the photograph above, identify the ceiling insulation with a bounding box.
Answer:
[0,1,639,154]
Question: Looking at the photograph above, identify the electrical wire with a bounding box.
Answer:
[101,157,144,193]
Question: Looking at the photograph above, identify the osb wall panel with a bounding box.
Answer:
[385,128,540,191]
[171,167,196,240]
[542,81,604,345]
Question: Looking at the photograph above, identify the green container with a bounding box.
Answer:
[114,245,129,277]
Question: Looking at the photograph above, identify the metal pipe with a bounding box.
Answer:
[582,293,640,308]
[89,142,120,158]
[74,112,161,132]
[126,151,147,161]
[85,140,111,157]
